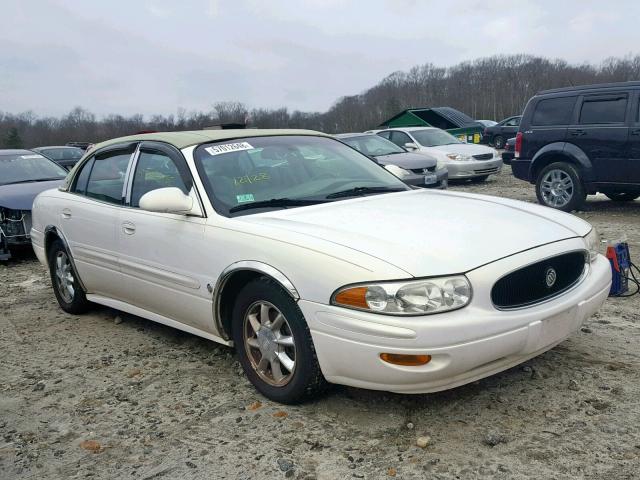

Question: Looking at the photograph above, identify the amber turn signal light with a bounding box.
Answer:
[380,353,432,366]
[333,287,369,309]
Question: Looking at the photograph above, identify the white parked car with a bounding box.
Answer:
[378,127,502,182]
[31,130,611,404]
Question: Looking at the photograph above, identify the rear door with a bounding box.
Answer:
[568,92,630,183]
[627,91,640,183]
[60,143,137,300]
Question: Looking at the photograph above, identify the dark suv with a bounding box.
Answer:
[512,81,640,211]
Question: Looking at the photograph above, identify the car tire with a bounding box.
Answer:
[470,175,490,183]
[48,239,92,314]
[536,162,586,212]
[604,192,640,202]
[232,276,327,404]
[493,135,505,149]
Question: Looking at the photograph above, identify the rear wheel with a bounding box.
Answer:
[493,135,505,149]
[536,162,586,212]
[232,277,327,404]
[604,192,640,202]
[48,239,91,314]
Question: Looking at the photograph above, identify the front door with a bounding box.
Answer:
[117,142,216,333]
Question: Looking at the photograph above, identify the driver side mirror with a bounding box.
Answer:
[404,142,418,150]
[139,187,193,215]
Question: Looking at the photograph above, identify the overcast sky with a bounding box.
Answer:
[1,0,638,117]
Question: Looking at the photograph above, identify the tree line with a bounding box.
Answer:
[3,53,640,148]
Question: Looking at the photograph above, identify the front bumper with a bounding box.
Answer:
[299,239,611,394]
[446,158,503,179]
[402,167,448,189]
[0,210,32,260]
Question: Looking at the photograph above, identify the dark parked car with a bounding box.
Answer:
[0,150,67,260]
[32,146,85,170]
[512,81,640,211]
[335,133,448,188]
[482,115,521,149]
[502,137,516,164]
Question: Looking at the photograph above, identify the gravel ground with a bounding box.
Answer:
[2,166,640,479]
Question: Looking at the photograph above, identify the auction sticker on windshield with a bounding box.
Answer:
[236,193,255,203]
[205,142,254,156]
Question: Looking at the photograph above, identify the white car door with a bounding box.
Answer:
[59,143,137,300]
[117,142,215,333]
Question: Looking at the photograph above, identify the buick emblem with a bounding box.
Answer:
[545,267,557,288]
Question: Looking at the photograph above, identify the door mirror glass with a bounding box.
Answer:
[139,187,193,214]
[404,142,418,150]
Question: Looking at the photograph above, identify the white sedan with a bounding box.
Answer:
[31,130,611,404]
[378,127,503,182]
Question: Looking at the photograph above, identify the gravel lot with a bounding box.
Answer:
[2,167,639,480]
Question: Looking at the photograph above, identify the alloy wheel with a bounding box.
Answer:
[55,251,75,303]
[243,301,296,386]
[540,169,574,208]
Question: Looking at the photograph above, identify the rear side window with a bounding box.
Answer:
[85,150,133,204]
[579,95,628,124]
[531,97,576,126]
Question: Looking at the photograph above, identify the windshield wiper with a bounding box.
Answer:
[229,198,329,213]
[325,186,406,199]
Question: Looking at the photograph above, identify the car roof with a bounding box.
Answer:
[0,149,37,156]
[91,129,330,152]
[33,146,81,150]
[538,81,640,96]
[334,133,374,138]
[382,127,439,132]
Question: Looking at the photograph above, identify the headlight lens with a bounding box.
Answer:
[446,153,472,161]
[584,228,600,262]
[384,164,412,179]
[332,276,472,315]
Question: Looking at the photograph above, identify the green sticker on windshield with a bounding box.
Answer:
[236,194,255,204]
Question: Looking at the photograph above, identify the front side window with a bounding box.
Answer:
[0,153,67,186]
[410,129,462,147]
[130,150,191,207]
[341,135,405,156]
[85,150,133,204]
[531,96,576,126]
[579,95,628,124]
[194,135,408,216]
[389,131,412,147]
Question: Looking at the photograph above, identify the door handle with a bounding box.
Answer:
[631,128,640,136]
[61,208,72,219]
[570,130,586,136]
[121,222,136,235]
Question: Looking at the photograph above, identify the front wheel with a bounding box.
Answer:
[535,162,586,212]
[48,239,92,314]
[604,192,640,202]
[232,277,327,404]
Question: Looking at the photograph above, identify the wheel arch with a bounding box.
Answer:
[213,261,300,341]
[44,225,87,292]
[530,142,593,183]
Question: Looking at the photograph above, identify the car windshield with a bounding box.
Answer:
[194,135,409,216]
[340,135,405,156]
[411,129,462,147]
[0,153,68,185]
[38,147,84,161]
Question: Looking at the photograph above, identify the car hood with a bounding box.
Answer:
[424,143,495,155]
[374,151,436,169]
[238,189,591,277]
[0,180,63,210]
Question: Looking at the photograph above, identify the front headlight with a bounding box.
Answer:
[583,228,600,262]
[332,276,472,316]
[384,164,412,179]
[446,153,472,161]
